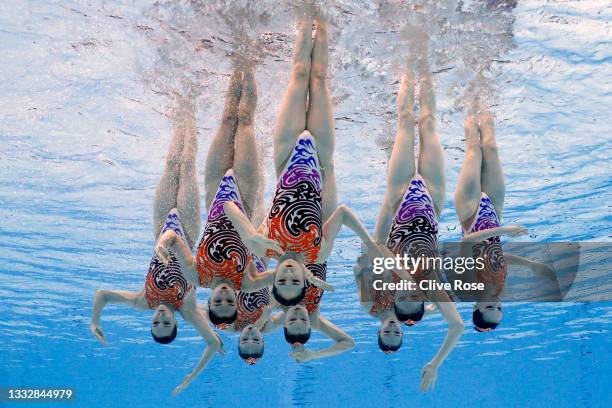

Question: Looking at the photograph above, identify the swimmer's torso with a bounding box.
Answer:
[234,255,271,331]
[197,170,251,290]
[462,193,507,295]
[386,176,440,281]
[145,209,194,310]
[267,134,327,313]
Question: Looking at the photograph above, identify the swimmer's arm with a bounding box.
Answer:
[224,202,283,258]
[241,264,275,292]
[421,297,464,392]
[461,225,528,243]
[505,253,556,280]
[290,315,355,362]
[91,289,145,344]
[319,204,378,263]
[261,311,285,334]
[155,230,198,284]
[173,307,224,396]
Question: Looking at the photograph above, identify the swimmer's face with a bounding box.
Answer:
[239,324,264,356]
[379,316,403,348]
[151,304,177,338]
[284,305,310,334]
[474,301,503,325]
[209,283,237,318]
[274,259,306,299]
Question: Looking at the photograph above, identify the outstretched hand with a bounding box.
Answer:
[172,374,193,397]
[246,233,285,258]
[420,362,438,392]
[90,323,106,345]
[290,348,317,363]
[504,225,528,238]
[304,267,334,292]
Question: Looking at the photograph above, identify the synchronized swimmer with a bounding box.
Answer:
[90,3,550,396]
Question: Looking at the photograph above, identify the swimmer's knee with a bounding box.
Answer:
[310,64,327,82]
[237,111,254,127]
[291,62,311,82]
[164,158,180,174]
[419,112,436,131]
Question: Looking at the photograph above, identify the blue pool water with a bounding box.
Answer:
[0,1,610,407]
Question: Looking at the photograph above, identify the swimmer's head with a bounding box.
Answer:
[208,283,237,327]
[473,302,502,332]
[272,259,307,307]
[283,305,311,345]
[238,324,264,365]
[378,316,403,353]
[394,301,425,326]
[151,304,178,344]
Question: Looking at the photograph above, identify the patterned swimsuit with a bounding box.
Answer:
[386,175,439,282]
[197,170,251,289]
[145,209,193,310]
[234,255,271,331]
[462,193,507,295]
[197,170,270,328]
[267,134,326,313]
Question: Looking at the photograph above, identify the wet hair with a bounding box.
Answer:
[238,344,265,360]
[394,302,425,326]
[377,331,402,353]
[151,324,177,345]
[472,309,500,332]
[272,283,306,307]
[284,326,311,345]
[208,304,238,326]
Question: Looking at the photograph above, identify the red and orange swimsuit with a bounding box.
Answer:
[267,134,326,313]
[145,209,194,310]
[196,170,251,290]
[196,170,270,328]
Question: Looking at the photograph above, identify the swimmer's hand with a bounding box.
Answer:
[290,348,317,363]
[172,374,194,397]
[155,230,178,265]
[420,361,438,392]
[531,262,556,280]
[215,333,226,355]
[245,233,285,258]
[90,323,106,345]
[503,225,528,238]
[303,267,334,292]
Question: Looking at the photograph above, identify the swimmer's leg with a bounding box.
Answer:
[417,74,445,216]
[374,74,416,242]
[177,105,201,248]
[204,70,243,209]
[234,68,263,219]
[153,114,184,240]
[454,115,483,228]
[272,13,313,177]
[478,111,505,217]
[306,17,337,221]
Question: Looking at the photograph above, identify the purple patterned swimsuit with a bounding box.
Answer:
[462,193,507,295]
[386,175,439,281]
